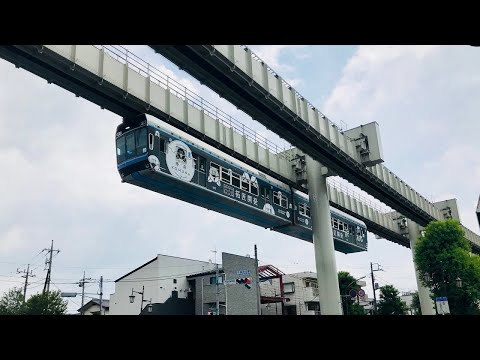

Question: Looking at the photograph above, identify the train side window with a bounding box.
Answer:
[116,136,126,163]
[160,138,166,153]
[232,173,240,188]
[251,182,258,196]
[339,221,344,231]
[148,133,154,151]
[281,194,288,208]
[199,157,206,173]
[136,128,147,155]
[333,219,338,229]
[299,203,305,216]
[241,178,249,192]
[192,153,198,170]
[211,162,220,172]
[306,206,311,218]
[273,191,281,206]
[221,168,231,184]
[126,132,135,159]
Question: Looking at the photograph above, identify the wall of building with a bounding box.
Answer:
[192,273,227,315]
[191,252,260,315]
[222,252,260,315]
[109,255,213,315]
[401,292,414,314]
[82,303,110,315]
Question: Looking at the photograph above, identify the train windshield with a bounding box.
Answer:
[116,127,148,163]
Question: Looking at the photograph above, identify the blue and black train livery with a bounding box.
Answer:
[115,114,367,254]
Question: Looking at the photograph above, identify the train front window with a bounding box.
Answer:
[116,136,126,163]
[125,132,135,160]
[136,128,147,156]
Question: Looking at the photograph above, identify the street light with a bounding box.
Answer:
[129,286,153,314]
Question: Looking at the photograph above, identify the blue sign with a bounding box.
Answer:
[349,289,357,298]
[436,297,448,302]
[237,269,250,276]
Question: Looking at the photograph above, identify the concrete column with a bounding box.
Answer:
[305,155,342,315]
[407,220,436,315]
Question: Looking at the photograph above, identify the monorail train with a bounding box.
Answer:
[115,114,368,254]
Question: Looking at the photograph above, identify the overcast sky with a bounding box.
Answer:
[1,45,479,314]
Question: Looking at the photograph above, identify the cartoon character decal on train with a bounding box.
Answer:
[166,140,195,182]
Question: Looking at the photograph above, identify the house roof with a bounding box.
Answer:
[286,271,317,280]
[115,254,213,282]
[77,298,110,313]
[186,269,224,278]
[115,257,157,282]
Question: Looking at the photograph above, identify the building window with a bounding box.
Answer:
[209,275,223,285]
[306,301,320,312]
[173,279,177,284]
[284,282,295,294]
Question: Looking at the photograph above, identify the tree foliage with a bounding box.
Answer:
[0,288,25,315]
[411,291,422,315]
[377,285,408,315]
[24,290,68,315]
[338,271,365,315]
[0,289,67,315]
[414,219,480,315]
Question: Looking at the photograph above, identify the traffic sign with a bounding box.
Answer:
[224,279,236,285]
[349,289,357,298]
[358,289,365,297]
[435,296,450,315]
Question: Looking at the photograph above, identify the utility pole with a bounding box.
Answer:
[99,276,103,316]
[254,244,261,316]
[213,249,219,315]
[78,271,93,315]
[17,264,35,302]
[370,262,383,314]
[42,240,60,294]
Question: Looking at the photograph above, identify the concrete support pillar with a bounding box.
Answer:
[305,155,342,315]
[407,220,436,315]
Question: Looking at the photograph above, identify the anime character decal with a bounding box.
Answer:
[165,140,195,182]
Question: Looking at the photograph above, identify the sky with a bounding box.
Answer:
[1,45,479,314]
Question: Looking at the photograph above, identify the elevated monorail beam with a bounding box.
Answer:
[1,45,478,254]
[149,45,435,227]
[0,45,296,189]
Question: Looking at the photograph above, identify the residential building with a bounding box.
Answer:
[400,291,415,315]
[77,298,110,315]
[109,254,215,315]
[109,252,260,315]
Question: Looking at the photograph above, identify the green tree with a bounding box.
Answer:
[0,288,25,315]
[411,291,422,315]
[349,302,367,315]
[24,290,67,315]
[414,219,480,315]
[377,285,408,315]
[338,271,365,315]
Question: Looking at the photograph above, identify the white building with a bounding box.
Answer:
[109,254,215,315]
[400,291,415,315]
[260,271,321,315]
